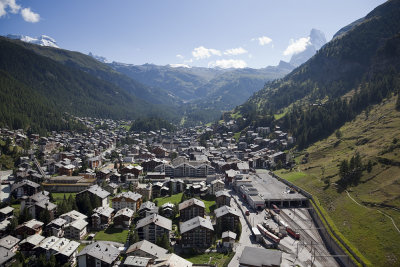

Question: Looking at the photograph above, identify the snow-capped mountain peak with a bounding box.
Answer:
[289,29,326,67]
[6,34,59,48]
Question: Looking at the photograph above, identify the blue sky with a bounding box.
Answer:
[0,0,386,68]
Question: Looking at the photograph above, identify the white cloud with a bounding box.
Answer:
[192,46,221,60]
[208,59,247,69]
[0,0,20,17]
[283,36,311,56]
[224,47,247,56]
[21,7,39,23]
[176,54,184,59]
[252,36,272,46]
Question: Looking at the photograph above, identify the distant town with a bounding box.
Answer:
[0,117,345,266]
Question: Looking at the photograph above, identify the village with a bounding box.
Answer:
[0,117,338,267]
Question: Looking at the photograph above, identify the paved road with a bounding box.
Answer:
[228,191,262,267]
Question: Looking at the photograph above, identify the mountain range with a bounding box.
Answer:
[4,28,327,126]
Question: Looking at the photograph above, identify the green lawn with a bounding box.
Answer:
[202,199,216,213]
[94,227,129,244]
[154,193,183,207]
[77,243,87,252]
[182,252,233,266]
[274,169,307,182]
[11,203,21,216]
[52,192,77,204]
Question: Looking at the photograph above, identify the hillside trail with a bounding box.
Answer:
[345,190,400,235]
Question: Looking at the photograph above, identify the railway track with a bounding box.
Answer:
[279,210,332,266]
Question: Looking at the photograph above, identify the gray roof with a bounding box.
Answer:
[215,190,230,198]
[66,219,88,230]
[136,214,172,231]
[93,206,114,217]
[0,206,14,215]
[180,216,214,234]
[178,198,205,211]
[221,231,237,239]
[114,191,142,201]
[17,219,44,230]
[0,235,20,250]
[58,240,80,257]
[123,256,152,267]
[86,184,110,199]
[126,240,168,259]
[139,201,156,211]
[48,217,67,227]
[214,205,240,218]
[19,234,45,246]
[239,246,282,267]
[11,180,40,191]
[153,253,193,267]
[0,246,15,265]
[77,241,120,264]
[114,208,134,218]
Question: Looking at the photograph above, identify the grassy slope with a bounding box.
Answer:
[277,96,400,266]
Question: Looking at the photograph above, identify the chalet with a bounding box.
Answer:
[141,159,165,172]
[60,210,87,223]
[138,201,158,218]
[46,218,67,237]
[160,202,175,218]
[121,165,143,178]
[77,241,121,267]
[136,214,172,244]
[123,256,152,267]
[215,190,231,207]
[0,247,15,266]
[180,216,214,248]
[55,239,80,266]
[91,206,114,229]
[215,205,240,232]
[19,234,45,255]
[112,191,142,212]
[126,240,167,260]
[179,198,205,222]
[152,253,192,267]
[0,235,20,253]
[222,231,237,247]
[113,208,134,228]
[237,162,250,174]
[210,179,225,195]
[104,182,119,195]
[87,156,102,169]
[77,184,110,208]
[135,183,152,200]
[152,182,163,198]
[225,169,239,184]
[11,180,40,199]
[64,219,88,240]
[0,207,14,221]
[59,164,75,176]
[15,219,44,238]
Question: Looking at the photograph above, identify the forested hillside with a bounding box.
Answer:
[0,37,178,134]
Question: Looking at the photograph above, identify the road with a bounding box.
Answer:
[228,190,262,267]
